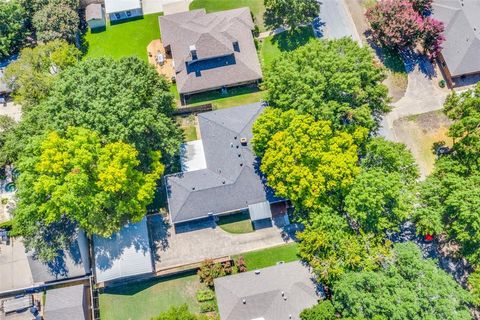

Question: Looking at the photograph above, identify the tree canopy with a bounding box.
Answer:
[298,209,392,286]
[257,111,364,211]
[2,57,183,169]
[366,0,444,58]
[0,0,27,60]
[5,40,81,108]
[264,38,389,133]
[330,243,472,320]
[32,2,79,43]
[264,0,319,30]
[14,127,164,240]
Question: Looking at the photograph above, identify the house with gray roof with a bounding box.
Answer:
[214,261,320,320]
[165,103,286,228]
[43,285,88,320]
[0,232,90,296]
[159,8,262,101]
[433,0,480,86]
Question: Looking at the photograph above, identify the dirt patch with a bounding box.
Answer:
[393,110,452,178]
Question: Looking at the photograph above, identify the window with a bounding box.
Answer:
[233,41,240,52]
[126,10,132,17]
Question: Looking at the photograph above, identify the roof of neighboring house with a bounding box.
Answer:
[0,233,90,294]
[165,103,280,224]
[433,0,480,77]
[214,261,319,320]
[85,3,104,21]
[93,217,153,283]
[159,8,262,95]
[43,285,87,320]
[104,0,141,14]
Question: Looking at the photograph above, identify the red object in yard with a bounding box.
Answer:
[425,234,434,241]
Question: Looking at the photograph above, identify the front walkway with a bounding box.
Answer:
[149,215,300,270]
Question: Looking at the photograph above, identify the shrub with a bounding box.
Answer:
[196,289,215,302]
[235,256,247,273]
[199,300,216,313]
[439,79,446,88]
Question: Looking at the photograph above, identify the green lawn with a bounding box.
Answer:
[260,26,316,69]
[190,0,266,32]
[83,14,162,62]
[217,212,254,234]
[188,86,266,109]
[236,243,299,270]
[99,274,201,320]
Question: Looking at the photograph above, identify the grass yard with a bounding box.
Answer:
[187,86,266,109]
[235,243,299,270]
[217,212,254,234]
[99,274,201,320]
[83,14,162,62]
[260,26,316,69]
[190,0,266,32]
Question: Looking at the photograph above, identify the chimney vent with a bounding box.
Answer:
[189,45,197,60]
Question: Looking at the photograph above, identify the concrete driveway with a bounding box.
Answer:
[315,0,361,44]
[379,55,449,142]
[148,215,300,270]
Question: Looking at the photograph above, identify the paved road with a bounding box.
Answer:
[149,215,300,270]
[315,0,361,44]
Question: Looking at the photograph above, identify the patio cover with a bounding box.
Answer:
[43,285,87,320]
[93,217,153,283]
[248,201,272,221]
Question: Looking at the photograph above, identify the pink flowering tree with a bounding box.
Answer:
[366,0,423,50]
[366,0,444,58]
[422,16,445,58]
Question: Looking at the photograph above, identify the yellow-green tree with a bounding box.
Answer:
[259,112,365,210]
[14,127,164,260]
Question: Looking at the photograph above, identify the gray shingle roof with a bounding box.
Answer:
[159,8,262,95]
[43,285,87,320]
[214,261,319,320]
[85,3,103,21]
[166,103,279,224]
[433,0,480,77]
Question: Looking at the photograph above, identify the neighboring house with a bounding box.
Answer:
[165,103,288,229]
[0,232,90,296]
[104,0,142,21]
[43,285,88,320]
[433,0,480,86]
[214,261,320,320]
[85,3,106,29]
[93,217,154,285]
[159,8,262,102]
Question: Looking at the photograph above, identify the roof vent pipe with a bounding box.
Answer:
[242,299,246,304]
[255,270,260,275]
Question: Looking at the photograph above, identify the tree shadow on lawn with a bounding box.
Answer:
[103,271,198,296]
[271,26,316,52]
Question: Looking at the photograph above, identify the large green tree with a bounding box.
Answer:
[443,82,480,171]
[0,0,27,59]
[32,2,79,43]
[345,169,414,234]
[265,38,389,133]
[330,243,472,320]
[264,0,319,30]
[258,111,364,211]
[297,208,392,286]
[0,115,16,166]
[3,57,183,169]
[361,137,419,183]
[14,127,164,240]
[5,40,81,108]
